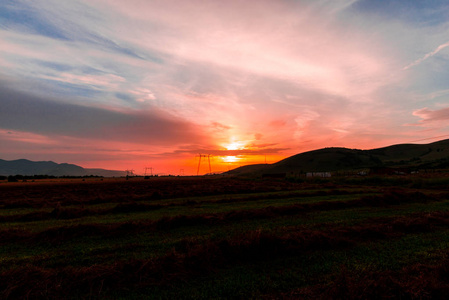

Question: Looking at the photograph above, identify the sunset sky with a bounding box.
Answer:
[1,0,449,175]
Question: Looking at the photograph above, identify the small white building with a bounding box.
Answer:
[306,172,331,178]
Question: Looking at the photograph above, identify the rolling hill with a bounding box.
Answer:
[0,159,126,177]
[228,139,449,176]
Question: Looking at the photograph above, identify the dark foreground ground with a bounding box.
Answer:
[1,175,449,299]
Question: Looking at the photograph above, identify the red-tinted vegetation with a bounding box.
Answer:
[1,175,449,298]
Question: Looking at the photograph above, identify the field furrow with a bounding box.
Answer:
[1,176,449,299]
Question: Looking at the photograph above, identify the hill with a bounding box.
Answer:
[228,139,449,176]
[0,159,126,177]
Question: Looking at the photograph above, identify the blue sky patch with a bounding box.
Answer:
[351,0,449,26]
[0,2,69,40]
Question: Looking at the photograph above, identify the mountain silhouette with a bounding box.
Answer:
[0,159,126,177]
[227,139,449,176]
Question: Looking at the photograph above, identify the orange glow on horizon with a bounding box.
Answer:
[222,155,240,163]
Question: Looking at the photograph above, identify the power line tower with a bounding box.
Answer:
[196,154,212,175]
[144,167,153,176]
[125,169,135,180]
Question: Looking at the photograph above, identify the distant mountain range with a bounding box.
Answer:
[0,159,127,177]
[4,139,449,177]
[228,139,449,176]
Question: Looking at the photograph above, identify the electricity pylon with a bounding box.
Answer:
[196,154,212,175]
[144,167,153,176]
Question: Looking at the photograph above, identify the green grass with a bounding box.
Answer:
[114,229,449,299]
[1,176,449,298]
[2,192,448,270]
[0,190,378,232]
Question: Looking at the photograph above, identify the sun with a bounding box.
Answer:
[224,140,246,151]
[219,139,247,165]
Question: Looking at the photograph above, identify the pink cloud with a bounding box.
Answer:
[85,0,397,100]
[413,107,449,124]
[269,120,287,128]
[0,129,56,145]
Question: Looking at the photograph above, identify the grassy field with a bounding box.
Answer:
[1,175,449,299]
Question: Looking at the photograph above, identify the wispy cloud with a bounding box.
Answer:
[0,129,56,145]
[412,107,449,124]
[403,41,449,70]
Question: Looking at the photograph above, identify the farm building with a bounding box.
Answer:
[306,172,331,178]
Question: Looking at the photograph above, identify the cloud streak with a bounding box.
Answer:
[404,41,449,70]
[413,107,449,124]
[0,84,205,145]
